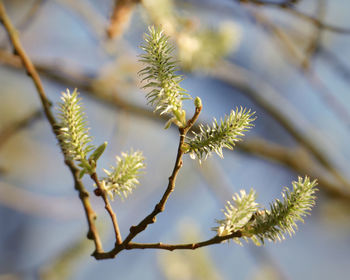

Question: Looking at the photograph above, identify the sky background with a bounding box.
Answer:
[1,0,350,279]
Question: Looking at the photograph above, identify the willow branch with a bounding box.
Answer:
[92,105,202,259]
[91,173,122,245]
[0,1,103,254]
[125,231,242,251]
[237,0,299,7]
[121,105,202,245]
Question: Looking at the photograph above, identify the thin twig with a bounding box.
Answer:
[237,0,350,34]
[93,105,202,259]
[121,106,201,244]
[238,0,299,7]
[301,0,326,69]
[91,172,122,245]
[0,0,46,47]
[17,0,47,32]
[125,231,242,251]
[0,1,104,254]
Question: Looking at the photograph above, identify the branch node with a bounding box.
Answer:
[129,225,137,233]
[94,188,102,196]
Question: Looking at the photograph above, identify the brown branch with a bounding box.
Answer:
[91,172,122,245]
[94,229,241,258]
[0,1,104,254]
[238,0,299,7]
[125,231,242,251]
[121,105,201,244]
[17,0,47,32]
[238,0,350,34]
[0,0,46,48]
[93,105,202,259]
[301,0,326,70]
[107,0,140,39]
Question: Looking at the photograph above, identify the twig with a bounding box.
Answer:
[125,231,242,251]
[91,172,122,245]
[94,231,242,259]
[238,0,299,7]
[194,146,291,280]
[107,0,140,39]
[301,0,326,69]
[237,0,350,34]
[0,0,46,47]
[120,106,201,244]
[0,1,104,254]
[17,0,47,32]
[93,105,202,259]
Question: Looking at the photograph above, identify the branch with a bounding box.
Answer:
[125,231,242,251]
[121,105,201,244]
[93,104,202,259]
[91,173,123,245]
[107,0,140,39]
[301,0,326,69]
[238,0,299,7]
[237,0,350,34]
[0,1,104,254]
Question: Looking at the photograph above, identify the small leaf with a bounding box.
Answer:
[79,169,86,179]
[89,142,108,162]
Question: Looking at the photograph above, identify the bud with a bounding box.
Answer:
[194,97,202,108]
